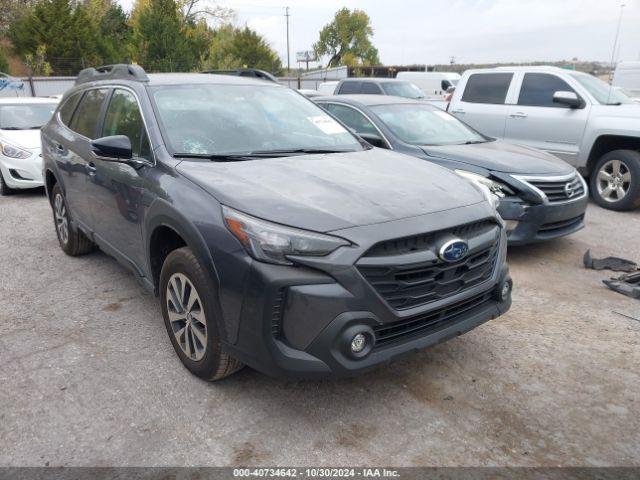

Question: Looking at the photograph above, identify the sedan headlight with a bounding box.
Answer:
[454,170,515,199]
[0,142,31,159]
[222,206,351,265]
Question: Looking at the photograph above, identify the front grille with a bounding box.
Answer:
[365,220,494,257]
[373,290,494,347]
[539,214,585,233]
[357,221,500,310]
[528,174,585,203]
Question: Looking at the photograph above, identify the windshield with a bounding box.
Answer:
[381,82,425,99]
[0,103,57,130]
[569,73,633,105]
[371,103,486,146]
[149,84,363,156]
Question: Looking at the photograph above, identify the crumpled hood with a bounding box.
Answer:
[0,129,42,150]
[422,140,574,175]
[176,148,485,232]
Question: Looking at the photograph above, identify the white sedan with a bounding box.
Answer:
[0,97,59,195]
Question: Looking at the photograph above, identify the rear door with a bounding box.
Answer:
[87,87,152,269]
[504,72,590,165]
[449,72,514,138]
[54,88,110,226]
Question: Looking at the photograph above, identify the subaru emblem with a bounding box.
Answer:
[438,238,469,263]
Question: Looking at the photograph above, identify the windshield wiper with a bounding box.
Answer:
[246,148,356,156]
[0,127,23,130]
[173,152,258,162]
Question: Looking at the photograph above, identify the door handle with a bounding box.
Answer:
[451,109,466,115]
[55,143,64,152]
[86,162,97,175]
[509,112,528,118]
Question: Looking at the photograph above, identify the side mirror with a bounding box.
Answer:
[91,135,133,160]
[446,86,456,94]
[553,91,584,109]
[359,132,387,149]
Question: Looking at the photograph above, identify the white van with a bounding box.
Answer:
[613,61,640,100]
[396,71,461,99]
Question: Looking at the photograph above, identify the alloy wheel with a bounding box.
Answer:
[54,193,69,244]
[596,159,631,203]
[166,273,208,361]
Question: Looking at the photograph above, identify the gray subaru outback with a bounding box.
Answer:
[41,64,512,380]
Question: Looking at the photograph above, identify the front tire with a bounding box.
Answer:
[590,150,640,211]
[160,247,243,381]
[50,184,95,255]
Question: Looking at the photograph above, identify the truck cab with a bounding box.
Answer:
[449,66,640,211]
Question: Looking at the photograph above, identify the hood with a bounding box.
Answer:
[0,129,42,150]
[176,148,485,232]
[591,103,640,118]
[422,140,574,175]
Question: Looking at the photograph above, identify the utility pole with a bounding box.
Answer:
[285,6,291,74]
[607,3,625,103]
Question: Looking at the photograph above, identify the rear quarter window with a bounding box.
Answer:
[461,73,513,104]
[58,92,82,126]
[69,88,110,139]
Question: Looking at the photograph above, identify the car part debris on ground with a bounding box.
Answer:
[583,250,638,272]
[604,272,640,299]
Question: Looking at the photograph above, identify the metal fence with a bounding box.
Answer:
[0,76,76,97]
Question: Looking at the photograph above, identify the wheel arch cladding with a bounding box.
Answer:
[45,169,58,204]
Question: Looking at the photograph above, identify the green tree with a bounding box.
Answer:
[313,8,380,68]
[202,24,282,74]
[95,2,132,64]
[131,0,206,71]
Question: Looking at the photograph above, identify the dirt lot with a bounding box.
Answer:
[0,189,639,467]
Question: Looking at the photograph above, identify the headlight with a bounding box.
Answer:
[222,206,351,265]
[0,142,31,159]
[454,170,515,198]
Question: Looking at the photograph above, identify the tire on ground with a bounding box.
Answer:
[50,183,95,255]
[0,170,15,196]
[590,149,640,211]
[159,246,243,381]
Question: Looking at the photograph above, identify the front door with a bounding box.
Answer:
[504,73,590,166]
[88,88,153,270]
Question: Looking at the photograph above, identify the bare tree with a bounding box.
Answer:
[177,0,233,24]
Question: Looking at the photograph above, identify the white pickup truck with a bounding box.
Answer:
[448,66,640,211]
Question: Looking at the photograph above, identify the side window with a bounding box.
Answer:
[325,104,378,136]
[361,82,382,94]
[441,80,453,91]
[69,88,109,139]
[338,81,362,94]
[102,89,151,161]
[58,92,82,126]
[461,73,513,104]
[518,73,576,107]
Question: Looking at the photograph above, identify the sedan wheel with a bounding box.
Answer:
[596,159,631,203]
[166,272,208,361]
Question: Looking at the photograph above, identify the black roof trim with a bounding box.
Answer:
[75,64,149,85]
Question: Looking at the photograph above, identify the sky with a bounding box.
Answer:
[115,0,640,67]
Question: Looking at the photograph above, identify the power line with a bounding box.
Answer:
[284,6,290,74]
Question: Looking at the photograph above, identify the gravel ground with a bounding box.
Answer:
[0,189,639,467]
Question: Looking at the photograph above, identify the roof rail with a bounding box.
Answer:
[75,64,149,85]
[201,68,278,83]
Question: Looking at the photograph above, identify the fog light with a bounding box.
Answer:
[351,333,367,353]
[494,279,512,302]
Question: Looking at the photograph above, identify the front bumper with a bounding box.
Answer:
[0,149,44,189]
[220,203,511,378]
[498,195,588,246]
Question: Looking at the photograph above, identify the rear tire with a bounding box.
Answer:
[50,184,95,255]
[590,150,640,211]
[160,247,243,381]
[0,170,15,196]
